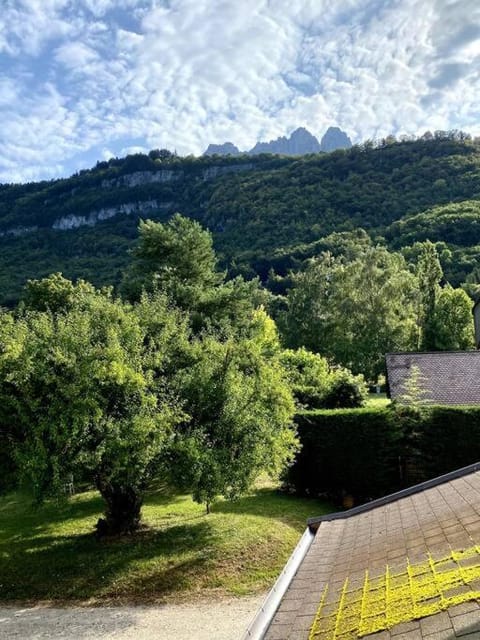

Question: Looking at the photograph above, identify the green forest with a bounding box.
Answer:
[1,132,480,305]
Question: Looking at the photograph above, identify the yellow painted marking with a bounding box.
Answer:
[309,545,480,639]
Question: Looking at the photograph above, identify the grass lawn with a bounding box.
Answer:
[0,482,331,605]
[365,392,391,408]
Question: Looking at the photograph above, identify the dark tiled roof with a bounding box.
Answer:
[386,351,480,405]
[263,466,480,640]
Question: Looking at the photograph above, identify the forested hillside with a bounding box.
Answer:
[1,133,480,304]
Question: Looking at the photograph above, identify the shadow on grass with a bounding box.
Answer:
[211,487,331,522]
[0,487,189,540]
[0,520,214,602]
[0,486,334,604]
[0,494,104,543]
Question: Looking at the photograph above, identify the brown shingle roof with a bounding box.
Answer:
[386,351,480,405]
[262,465,480,639]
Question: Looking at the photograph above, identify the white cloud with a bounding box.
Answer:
[54,41,99,69]
[119,144,149,156]
[0,0,480,182]
[0,0,74,57]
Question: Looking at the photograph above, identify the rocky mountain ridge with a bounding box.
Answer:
[0,134,477,305]
[204,126,352,156]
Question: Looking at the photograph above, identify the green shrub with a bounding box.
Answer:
[279,348,331,409]
[279,349,366,409]
[322,369,368,408]
[285,407,400,502]
[417,406,480,478]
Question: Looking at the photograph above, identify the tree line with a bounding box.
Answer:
[2,136,480,305]
[278,233,474,380]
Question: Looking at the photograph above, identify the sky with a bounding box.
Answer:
[1,0,480,183]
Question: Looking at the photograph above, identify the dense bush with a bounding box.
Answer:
[321,369,368,408]
[417,406,480,478]
[279,348,331,409]
[279,348,367,409]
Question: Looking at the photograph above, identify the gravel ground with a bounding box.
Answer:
[0,596,264,640]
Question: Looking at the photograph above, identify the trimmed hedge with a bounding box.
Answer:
[286,408,401,502]
[286,406,480,504]
[418,406,480,478]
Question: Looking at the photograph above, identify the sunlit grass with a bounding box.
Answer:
[0,482,331,604]
[365,392,391,408]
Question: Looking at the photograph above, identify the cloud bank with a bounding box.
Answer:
[0,0,479,182]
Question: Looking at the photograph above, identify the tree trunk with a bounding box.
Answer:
[95,482,143,537]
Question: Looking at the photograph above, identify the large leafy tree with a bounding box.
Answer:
[414,241,474,350]
[121,214,222,305]
[169,310,298,512]
[0,288,184,535]
[121,214,267,335]
[280,246,419,380]
[432,285,474,350]
[1,275,298,528]
[416,241,444,350]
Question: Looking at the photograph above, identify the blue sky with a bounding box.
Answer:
[1,0,480,183]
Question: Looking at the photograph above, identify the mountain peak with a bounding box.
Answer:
[203,126,351,157]
[290,126,315,138]
[320,126,352,152]
[204,142,241,156]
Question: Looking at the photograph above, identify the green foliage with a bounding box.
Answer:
[204,136,480,272]
[3,139,480,534]
[192,274,269,336]
[280,239,473,379]
[394,365,431,406]
[2,136,480,304]
[287,405,480,503]
[286,408,400,501]
[1,270,299,525]
[410,242,474,351]
[121,214,266,337]
[279,348,366,409]
[169,310,298,511]
[416,241,443,350]
[0,289,183,534]
[432,285,475,350]
[0,209,306,530]
[280,245,419,381]
[121,214,221,304]
[388,200,480,248]
[21,272,104,313]
[279,348,331,409]
[417,406,480,478]
[321,369,368,409]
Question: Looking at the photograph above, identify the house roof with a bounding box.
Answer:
[386,351,480,405]
[250,462,480,640]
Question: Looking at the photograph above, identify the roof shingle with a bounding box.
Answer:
[386,351,480,405]
[263,466,480,639]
